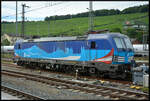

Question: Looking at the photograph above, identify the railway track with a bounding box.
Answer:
[1,58,13,62]
[1,85,46,100]
[2,69,149,100]
[2,62,133,85]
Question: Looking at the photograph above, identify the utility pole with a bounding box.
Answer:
[16,1,18,37]
[21,4,30,38]
[88,1,94,31]
[37,23,39,35]
[143,33,148,51]
[48,20,50,36]
[3,23,5,34]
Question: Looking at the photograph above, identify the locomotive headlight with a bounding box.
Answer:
[128,56,133,62]
[131,56,133,60]
[113,56,125,62]
[113,56,118,62]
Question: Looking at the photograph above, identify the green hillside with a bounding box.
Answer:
[1,12,148,37]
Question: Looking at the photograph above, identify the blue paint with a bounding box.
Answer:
[14,45,111,61]
[14,33,134,64]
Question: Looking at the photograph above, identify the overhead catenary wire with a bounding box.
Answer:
[2,1,146,20]
[44,3,72,36]
[2,2,64,19]
[2,6,21,11]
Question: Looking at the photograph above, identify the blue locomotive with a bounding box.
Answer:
[14,32,134,79]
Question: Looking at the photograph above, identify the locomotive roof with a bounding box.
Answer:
[20,33,128,43]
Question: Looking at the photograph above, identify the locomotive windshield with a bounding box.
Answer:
[114,37,133,51]
[123,38,133,50]
[113,37,126,49]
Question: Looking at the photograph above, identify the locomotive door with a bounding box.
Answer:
[18,43,23,57]
[18,44,21,57]
[20,43,24,57]
[89,41,97,61]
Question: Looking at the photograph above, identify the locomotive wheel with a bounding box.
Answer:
[119,73,127,79]
[89,68,95,73]
[108,72,118,79]
[88,68,96,76]
[17,61,24,66]
[109,72,127,79]
[97,72,105,78]
[17,61,21,66]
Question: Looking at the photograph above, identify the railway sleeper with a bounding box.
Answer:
[128,94,136,98]
[119,93,127,96]
[17,95,25,98]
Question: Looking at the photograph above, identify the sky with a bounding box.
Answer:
[1,1,149,22]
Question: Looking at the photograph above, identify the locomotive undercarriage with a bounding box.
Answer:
[14,58,132,79]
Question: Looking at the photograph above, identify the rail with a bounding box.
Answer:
[1,84,46,100]
[2,69,149,100]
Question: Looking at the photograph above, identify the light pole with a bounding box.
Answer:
[21,4,30,38]
[48,20,50,36]
[16,1,18,36]
[87,1,94,32]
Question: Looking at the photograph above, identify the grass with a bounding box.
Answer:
[1,12,148,37]
[134,57,149,61]
[1,53,14,58]
[141,87,149,93]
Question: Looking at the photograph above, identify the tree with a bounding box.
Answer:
[125,28,137,38]
[44,4,148,21]
[111,28,122,33]
[45,16,49,21]
[1,39,10,46]
[139,4,149,13]
[136,32,143,43]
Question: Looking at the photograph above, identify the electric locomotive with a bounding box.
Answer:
[13,32,134,79]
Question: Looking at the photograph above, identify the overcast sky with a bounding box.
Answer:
[1,1,149,22]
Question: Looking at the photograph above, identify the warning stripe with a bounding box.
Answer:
[94,48,114,64]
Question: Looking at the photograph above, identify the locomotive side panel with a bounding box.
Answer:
[14,40,87,60]
[14,39,114,63]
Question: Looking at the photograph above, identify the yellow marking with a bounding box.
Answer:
[100,80,105,83]
[135,86,141,90]
[130,85,136,89]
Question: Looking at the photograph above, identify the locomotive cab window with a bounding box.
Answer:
[113,38,124,49]
[18,44,21,49]
[91,41,96,49]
